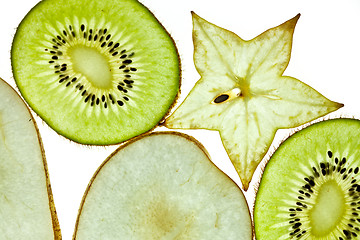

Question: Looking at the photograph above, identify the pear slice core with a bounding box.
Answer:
[74,132,252,240]
[0,78,61,239]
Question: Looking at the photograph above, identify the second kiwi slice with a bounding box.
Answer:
[254,118,360,239]
[11,0,180,145]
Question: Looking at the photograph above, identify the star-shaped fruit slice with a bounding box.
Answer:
[165,12,343,190]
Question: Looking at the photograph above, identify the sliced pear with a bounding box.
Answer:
[165,13,343,190]
[73,132,252,240]
[0,78,61,238]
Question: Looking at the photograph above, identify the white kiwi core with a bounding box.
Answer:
[69,46,112,88]
[309,180,345,236]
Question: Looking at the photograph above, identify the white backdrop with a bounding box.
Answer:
[1,0,360,239]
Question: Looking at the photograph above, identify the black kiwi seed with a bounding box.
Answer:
[123,59,132,64]
[45,23,139,109]
[287,150,360,239]
[124,80,133,84]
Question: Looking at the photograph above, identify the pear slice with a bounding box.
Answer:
[0,78,61,239]
[73,132,252,239]
[165,13,343,190]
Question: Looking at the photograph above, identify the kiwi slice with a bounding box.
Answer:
[0,78,61,239]
[254,118,360,239]
[11,0,180,145]
[73,132,252,239]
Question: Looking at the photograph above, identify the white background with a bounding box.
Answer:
[1,0,360,239]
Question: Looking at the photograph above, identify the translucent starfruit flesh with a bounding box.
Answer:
[165,13,343,190]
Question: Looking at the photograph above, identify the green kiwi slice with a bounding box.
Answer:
[11,0,180,145]
[254,118,360,239]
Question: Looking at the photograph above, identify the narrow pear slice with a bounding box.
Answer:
[165,13,343,190]
[0,78,61,239]
[73,132,252,240]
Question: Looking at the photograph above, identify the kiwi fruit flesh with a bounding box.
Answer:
[11,0,180,145]
[73,132,252,239]
[0,78,61,239]
[254,118,360,239]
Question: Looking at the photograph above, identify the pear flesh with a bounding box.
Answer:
[0,78,61,239]
[74,132,252,239]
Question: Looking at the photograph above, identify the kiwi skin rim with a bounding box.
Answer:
[72,131,253,239]
[253,117,360,239]
[10,0,182,146]
[0,78,62,240]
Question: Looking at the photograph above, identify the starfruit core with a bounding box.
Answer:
[165,12,343,190]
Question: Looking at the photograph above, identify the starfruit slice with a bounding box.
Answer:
[165,13,343,190]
